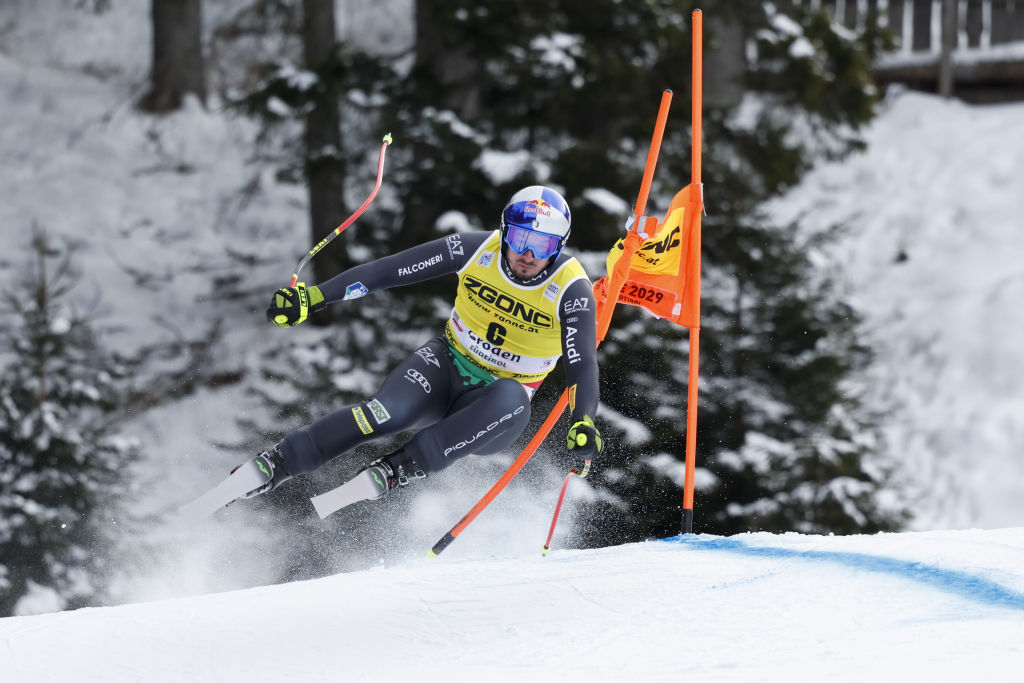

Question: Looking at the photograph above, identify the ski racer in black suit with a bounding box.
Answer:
[237,185,604,506]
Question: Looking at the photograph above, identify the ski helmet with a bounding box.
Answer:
[499,185,572,262]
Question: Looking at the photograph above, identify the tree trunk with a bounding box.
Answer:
[140,0,206,112]
[301,0,349,286]
[413,1,481,120]
[402,0,484,249]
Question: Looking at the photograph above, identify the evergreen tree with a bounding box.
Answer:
[0,229,139,616]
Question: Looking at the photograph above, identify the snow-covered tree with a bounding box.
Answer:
[0,228,139,616]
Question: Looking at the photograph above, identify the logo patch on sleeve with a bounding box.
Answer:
[352,406,374,434]
[344,282,369,300]
[367,399,391,424]
[446,234,464,258]
[564,298,590,314]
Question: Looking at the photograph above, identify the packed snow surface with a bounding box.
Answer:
[2,528,1024,682]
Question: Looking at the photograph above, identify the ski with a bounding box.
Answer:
[177,455,273,523]
[310,468,386,519]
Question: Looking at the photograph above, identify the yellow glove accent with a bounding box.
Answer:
[566,415,603,455]
[267,283,324,328]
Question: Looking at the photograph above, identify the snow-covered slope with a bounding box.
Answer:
[767,90,1024,530]
[2,528,1024,682]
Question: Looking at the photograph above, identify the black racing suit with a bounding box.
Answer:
[276,231,599,477]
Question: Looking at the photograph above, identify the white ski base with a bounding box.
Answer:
[177,457,271,523]
[310,469,384,519]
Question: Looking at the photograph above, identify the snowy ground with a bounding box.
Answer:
[2,527,1024,682]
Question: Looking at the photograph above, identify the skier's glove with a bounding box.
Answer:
[266,283,325,328]
[566,415,603,463]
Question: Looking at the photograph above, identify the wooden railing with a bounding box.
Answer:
[790,0,1024,49]
[788,0,1024,99]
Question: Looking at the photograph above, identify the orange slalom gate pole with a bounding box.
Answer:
[635,90,673,219]
[690,11,702,208]
[428,92,674,558]
[682,9,703,534]
[596,89,673,345]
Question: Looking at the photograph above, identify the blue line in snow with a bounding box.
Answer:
[661,534,1024,612]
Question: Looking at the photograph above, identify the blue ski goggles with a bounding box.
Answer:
[503,224,562,260]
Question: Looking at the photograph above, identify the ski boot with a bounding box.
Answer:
[235,445,293,500]
[309,449,425,519]
[362,451,427,500]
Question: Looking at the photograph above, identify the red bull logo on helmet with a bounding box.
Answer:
[523,199,553,218]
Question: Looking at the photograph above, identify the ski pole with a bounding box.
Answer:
[541,460,591,555]
[428,91,673,558]
[289,133,393,287]
[429,390,570,557]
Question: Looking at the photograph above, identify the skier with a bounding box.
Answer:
[220,186,603,515]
